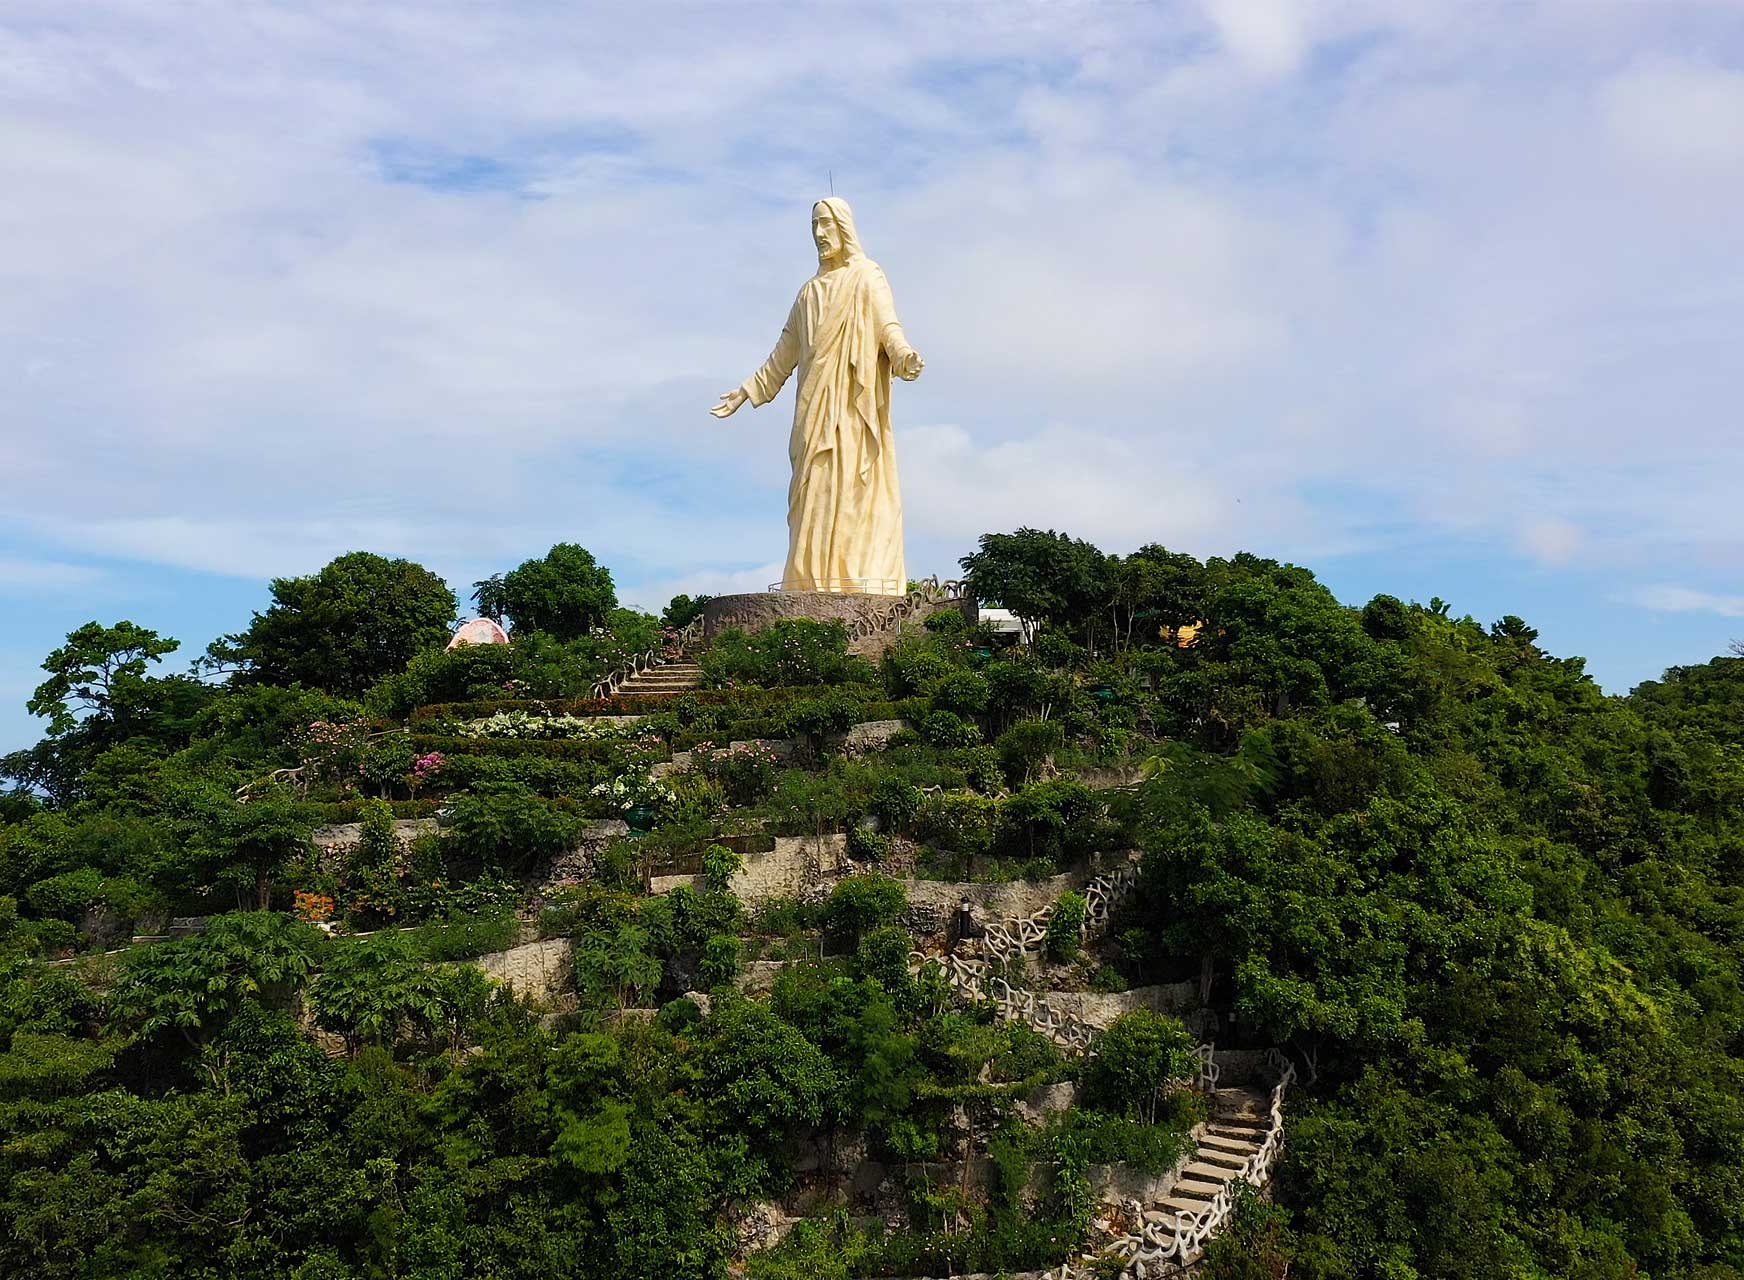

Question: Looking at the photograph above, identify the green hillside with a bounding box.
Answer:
[1,535,1739,1280]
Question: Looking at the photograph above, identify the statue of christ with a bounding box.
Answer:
[710,198,923,595]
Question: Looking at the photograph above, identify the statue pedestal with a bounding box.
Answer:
[701,589,972,658]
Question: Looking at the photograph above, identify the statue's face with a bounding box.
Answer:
[812,208,843,259]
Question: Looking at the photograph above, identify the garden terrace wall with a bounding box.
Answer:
[649,833,848,900]
[293,798,442,825]
[408,685,866,726]
[407,734,665,764]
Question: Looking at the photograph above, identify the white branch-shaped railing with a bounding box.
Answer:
[590,615,708,700]
[1047,1049,1296,1279]
[908,860,1217,1089]
[844,576,968,645]
[908,860,1300,1277]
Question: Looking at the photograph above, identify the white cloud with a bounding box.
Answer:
[0,0,1737,601]
[0,559,105,593]
[1199,0,1311,77]
[1625,586,1744,619]
[620,563,786,616]
[1601,58,1744,175]
[1518,517,1583,567]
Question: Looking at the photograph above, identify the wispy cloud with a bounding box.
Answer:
[0,559,106,594]
[0,0,1739,724]
[1625,586,1744,619]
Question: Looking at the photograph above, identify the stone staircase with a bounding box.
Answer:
[613,660,703,696]
[1158,1086,1270,1219]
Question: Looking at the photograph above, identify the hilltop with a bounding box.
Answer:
[1,533,1740,1280]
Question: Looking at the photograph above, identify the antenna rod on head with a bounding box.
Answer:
[829,169,833,195]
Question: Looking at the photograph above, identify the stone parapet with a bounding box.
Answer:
[701,589,973,657]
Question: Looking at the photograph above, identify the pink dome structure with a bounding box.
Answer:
[447,617,510,650]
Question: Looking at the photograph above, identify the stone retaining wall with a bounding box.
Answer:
[650,833,848,900]
[312,817,441,848]
[473,937,572,1001]
[1035,982,1200,1029]
[701,590,974,657]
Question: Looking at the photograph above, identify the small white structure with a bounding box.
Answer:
[977,607,1031,642]
[447,617,510,650]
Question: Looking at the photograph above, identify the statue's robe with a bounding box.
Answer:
[741,255,915,595]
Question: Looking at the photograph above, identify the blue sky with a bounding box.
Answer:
[2,1,1742,753]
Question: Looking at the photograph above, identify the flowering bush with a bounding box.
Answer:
[410,751,445,796]
[589,772,675,816]
[402,874,519,920]
[298,719,371,790]
[690,740,782,806]
[293,890,336,922]
[460,710,641,741]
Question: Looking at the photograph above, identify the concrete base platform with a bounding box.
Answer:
[701,589,973,657]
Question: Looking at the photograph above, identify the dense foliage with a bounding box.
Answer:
[473,542,620,641]
[0,532,1739,1279]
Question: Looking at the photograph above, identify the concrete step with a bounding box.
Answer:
[1214,1088,1269,1119]
[1207,1113,1267,1133]
[1197,1146,1250,1171]
[1160,1195,1212,1216]
[1179,1161,1237,1187]
[1201,1132,1263,1157]
[1168,1180,1216,1203]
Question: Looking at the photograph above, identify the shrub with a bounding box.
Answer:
[880,637,955,697]
[914,792,1002,856]
[700,619,865,687]
[996,718,1064,785]
[1085,1010,1197,1122]
[846,825,891,863]
[750,896,818,936]
[692,742,781,806]
[917,709,982,748]
[364,642,515,720]
[1001,779,1105,864]
[775,688,862,741]
[444,782,581,872]
[821,872,907,944]
[930,670,991,715]
[655,994,706,1034]
[871,777,924,830]
[24,868,105,921]
[1090,965,1130,993]
[701,842,744,891]
[952,745,1006,794]
[854,924,913,994]
[764,770,861,839]
[1043,890,1087,961]
[411,908,520,960]
[698,934,741,988]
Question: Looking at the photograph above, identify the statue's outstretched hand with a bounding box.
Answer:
[896,350,924,381]
[710,387,749,418]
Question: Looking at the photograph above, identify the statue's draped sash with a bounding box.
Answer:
[743,257,912,595]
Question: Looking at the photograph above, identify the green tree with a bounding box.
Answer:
[221,551,456,695]
[701,997,840,1156]
[959,528,1109,645]
[473,542,617,640]
[308,930,442,1053]
[661,593,713,629]
[26,620,181,736]
[1086,1010,1196,1122]
[108,912,321,1054]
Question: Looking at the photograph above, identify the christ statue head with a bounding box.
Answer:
[812,197,862,271]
